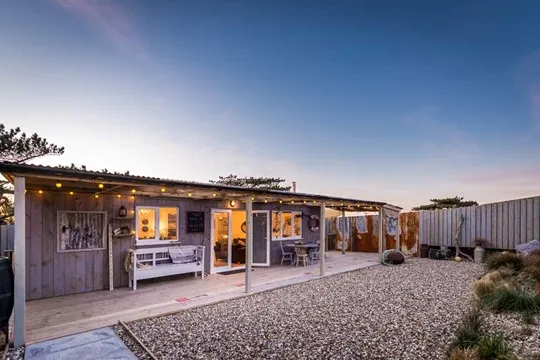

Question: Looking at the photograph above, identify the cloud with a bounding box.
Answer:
[54,0,146,60]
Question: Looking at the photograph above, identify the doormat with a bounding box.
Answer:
[218,269,254,275]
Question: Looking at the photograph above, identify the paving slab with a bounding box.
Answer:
[25,327,137,360]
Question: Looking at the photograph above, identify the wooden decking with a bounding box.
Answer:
[25,251,379,344]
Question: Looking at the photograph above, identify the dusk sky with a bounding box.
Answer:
[1,0,539,210]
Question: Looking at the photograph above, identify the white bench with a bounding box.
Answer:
[129,245,205,290]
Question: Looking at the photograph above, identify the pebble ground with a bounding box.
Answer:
[117,258,484,360]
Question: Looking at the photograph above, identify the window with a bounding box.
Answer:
[136,207,178,244]
[272,211,302,240]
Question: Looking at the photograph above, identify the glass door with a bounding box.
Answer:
[253,211,270,266]
[211,210,232,273]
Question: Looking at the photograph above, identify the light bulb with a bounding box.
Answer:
[69,191,74,195]
[131,189,136,194]
[98,184,104,189]
[38,190,43,194]
[56,181,62,188]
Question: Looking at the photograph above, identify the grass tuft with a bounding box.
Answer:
[477,333,515,360]
[521,310,536,325]
[475,280,496,299]
[486,252,524,272]
[448,348,480,360]
[482,288,540,313]
[449,308,482,352]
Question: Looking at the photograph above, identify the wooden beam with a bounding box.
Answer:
[245,198,253,293]
[319,203,326,276]
[14,176,26,346]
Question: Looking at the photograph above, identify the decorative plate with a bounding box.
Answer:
[241,221,247,233]
[142,226,149,233]
[142,219,149,225]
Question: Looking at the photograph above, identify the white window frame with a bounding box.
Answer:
[272,211,302,241]
[135,206,179,246]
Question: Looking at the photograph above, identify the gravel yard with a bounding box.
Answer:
[116,258,484,360]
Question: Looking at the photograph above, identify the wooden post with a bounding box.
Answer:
[245,198,253,293]
[319,203,326,276]
[378,205,384,263]
[341,208,346,255]
[13,176,25,347]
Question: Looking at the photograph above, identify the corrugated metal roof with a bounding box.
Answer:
[0,161,401,209]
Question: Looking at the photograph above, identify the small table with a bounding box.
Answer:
[285,244,318,265]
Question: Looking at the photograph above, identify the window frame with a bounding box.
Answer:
[135,206,179,246]
[272,211,302,241]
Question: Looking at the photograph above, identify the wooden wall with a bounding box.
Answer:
[25,192,323,299]
[0,224,14,255]
[418,195,540,250]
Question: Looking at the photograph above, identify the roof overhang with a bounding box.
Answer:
[0,162,401,212]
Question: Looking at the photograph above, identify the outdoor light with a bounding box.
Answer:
[56,181,62,188]
[304,200,306,204]
[131,196,135,200]
[313,200,316,204]
[117,194,121,198]
[38,190,43,194]
[264,199,268,203]
[98,183,104,189]
[291,201,295,204]
[131,189,136,194]
[331,203,334,206]
[69,191,74,195]
[212,193,217,197]
[161,188,166,192]
[341,203,344,206]
[230,200,236,207]
[188,192,192,197]
[95,194,99,199]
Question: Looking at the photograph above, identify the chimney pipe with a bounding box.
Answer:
[292,181,297,193]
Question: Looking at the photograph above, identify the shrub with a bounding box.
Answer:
[449,308,482,351]
[521,310,536,325]
[524,255,540,282]
[486,252,524,272]
[448,348,480,360]
[477,333,515,359]
[475,280,496,299]
[482,288,540,313]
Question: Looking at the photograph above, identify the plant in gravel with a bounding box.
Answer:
[476,333,515,360]
[524,254,540,297]
[449,308,482,352]
[486,253,524,273]
[448,348,480,360]
[522,310,536,325]
[482,288,540,313]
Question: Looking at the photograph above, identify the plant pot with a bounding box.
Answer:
[474,246,485,264]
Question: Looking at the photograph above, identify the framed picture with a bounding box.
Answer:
[57,211,107,252]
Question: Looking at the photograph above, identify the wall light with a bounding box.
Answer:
[98,183,104,189]
[230,200,236,207]
[56,181,62,188]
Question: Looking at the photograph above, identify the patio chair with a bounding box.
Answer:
[295,245,309,267]
[280,241,294,266]
[309,243,320,263]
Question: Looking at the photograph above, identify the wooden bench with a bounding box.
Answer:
[129,245,205,290]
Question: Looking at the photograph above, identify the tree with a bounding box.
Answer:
[412,196,478,211]
[209,174,292,191]
[0,124,65,223]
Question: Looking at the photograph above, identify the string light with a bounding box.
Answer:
[161,188,166,192]
[38,190,43,194]
[331,203,334,206]
[131,189,136,194]
[131,196,135,200]
[56,181,62,188]
[279,200,283,204]
[341,203,344,206]
[251,196,255,200]
[291,201,295,204]
[188,192,192,197]
[264,199,268,203]
[313,200,316,204]
[303,200,307,204]
[69,191,74,195]
[212,193,217,197]
[117,194,121,198]
[94,194,99,199]
[98,184,104,189]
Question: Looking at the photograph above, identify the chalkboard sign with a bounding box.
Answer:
[187,211,205,233]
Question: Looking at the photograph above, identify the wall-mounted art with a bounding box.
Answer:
[58,211,107,252]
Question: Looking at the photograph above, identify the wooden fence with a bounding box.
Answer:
[0,224,14,255]
[418,195,540,250]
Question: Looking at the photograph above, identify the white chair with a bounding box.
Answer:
[309,243,320,263]
[295,245,309,267]
[280,241,294,266]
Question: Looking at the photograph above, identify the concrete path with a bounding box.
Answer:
[24,327,136,360]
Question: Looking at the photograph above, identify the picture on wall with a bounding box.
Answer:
[387,216,398,236]
[58,211,107,252]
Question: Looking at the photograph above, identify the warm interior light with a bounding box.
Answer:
[69,191,74,195]
[161,188,166,192]
[98,183,104,189]
[95,194,99,199]
[38,190,43,194]
[131,189,136,194]
[56,181,62,188]
[230,200,236,207]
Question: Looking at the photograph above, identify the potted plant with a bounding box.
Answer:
[474,238,486,264]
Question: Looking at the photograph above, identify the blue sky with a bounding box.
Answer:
[1,0,539,209]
